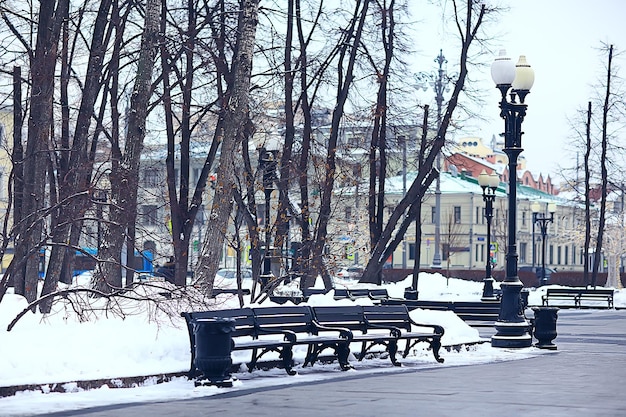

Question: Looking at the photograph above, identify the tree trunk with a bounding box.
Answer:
[583,101,592,285]
[195,0,261,291]
[307,0,370,288]
[360,1,486,284]
[93,0,160,293]
[40,0,113,312]
[12,1,69,306]
[592,45,613,287]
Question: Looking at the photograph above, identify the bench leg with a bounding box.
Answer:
[430,337,445,363]
[336,341,353,371]
[303,344,318,367]
[280,347,297,376]
[247,347,260,372]
[357,341,368,361]
[388,340,401,366]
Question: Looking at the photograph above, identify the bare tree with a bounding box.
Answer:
[360,0,487,284]
[93,0,161,293]
[591,45,614,286]
[194,0,262,290]
[9,1,70,306]
[441,209,465,284]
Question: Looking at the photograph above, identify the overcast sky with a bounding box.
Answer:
[410,0,626,180]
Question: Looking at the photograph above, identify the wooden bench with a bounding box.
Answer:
[542,287,614,308]
[312,304,444,365]
[181,306,353,378]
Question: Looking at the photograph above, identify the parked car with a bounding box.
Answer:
[336,266,364,280]
[519,266,557,274]
[214,268,254,290]
[518,266,556,283]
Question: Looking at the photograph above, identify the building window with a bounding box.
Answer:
[564,246,569,265]
[557,246,562,265]
[431,206,436,224]
[140,205,159,226]
[520,242,527,263]
[521,211,526,226]
[143,168,160,188]
[453,206,461,224]
[579,248,583,265]
[475,207,479,224]
[345,206,352,222]
[408,243,416,260]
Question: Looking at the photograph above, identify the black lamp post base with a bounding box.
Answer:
[481,277,498,301]
[491,322,532,348]
[491,280,532,348]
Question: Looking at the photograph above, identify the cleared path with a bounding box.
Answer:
[53,309,626,417]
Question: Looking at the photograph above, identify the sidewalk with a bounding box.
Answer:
[50,309,626,417]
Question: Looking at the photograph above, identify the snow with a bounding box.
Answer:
[1,272,623,416]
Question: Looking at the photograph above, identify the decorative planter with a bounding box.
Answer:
[531,307,559,350]
[193,317,236,387]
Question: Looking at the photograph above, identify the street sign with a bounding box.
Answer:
[490,242,498,252]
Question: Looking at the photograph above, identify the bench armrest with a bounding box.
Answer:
[256,327,298,343]
[407,318,445,337]
[312,320,354,340]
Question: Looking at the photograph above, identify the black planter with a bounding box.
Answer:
[193,317,236,387]
[531,307,559,350]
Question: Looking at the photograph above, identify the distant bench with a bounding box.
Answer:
[382,299,504,327]
[542,287,614,309]
[269,288,393,305]
[181,304,444,380]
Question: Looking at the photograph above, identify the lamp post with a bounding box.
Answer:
[532,201,556,287]
[490,50,534,348]
[415,49,453,269]
[259,139,279,287]
[93,190,107,255]
[478,170,500,301]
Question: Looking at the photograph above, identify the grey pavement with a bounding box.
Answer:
[52,309,626,417]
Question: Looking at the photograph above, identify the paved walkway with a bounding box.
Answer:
[53,309,626,417]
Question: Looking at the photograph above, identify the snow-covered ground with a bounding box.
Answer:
[1,272,623,416]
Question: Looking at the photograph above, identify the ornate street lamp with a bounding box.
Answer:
[478,170,500,301]
[415,49,454,269]
[532,201,557,287]
[490,50,535,348]
[93,190,108,255]
[258,139,280,288]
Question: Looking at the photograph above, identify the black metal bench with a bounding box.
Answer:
[302,288,331,297]
[181,306,353,377]
[312,304,444,365]
[270,288,390,304]
[269,288,331,304]
[333,288,391,302]
[182,304,445,378]
[212,288,251,296]
[382,299,502,327]
[542,287,614,308]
